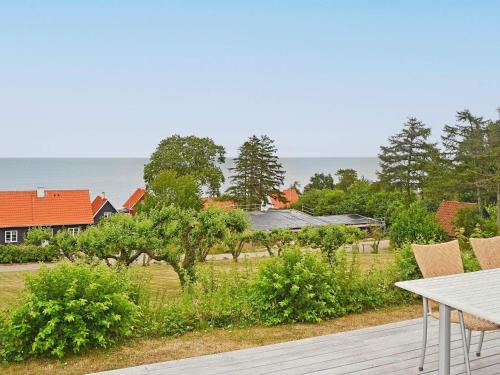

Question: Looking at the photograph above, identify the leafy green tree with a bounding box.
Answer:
[223,209,251,261]
[227,135,285,205]
[77,214,158,266]
[378,117,438,198]
[144,135,226,196]
[52,230,79,261]
[298,225,362,264]
[24,227,52,246]
[388,203,446,248]
[148,205,228,286]
[304,173,335,191]
[335,169,358,192]
[144,170,202,211]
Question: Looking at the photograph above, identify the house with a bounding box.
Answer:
[249,209,381,231]
[91,194,117,224]
[0,188,94,244]
[269,188,300,209]
[122,188,146,215]
[436,200,477,237]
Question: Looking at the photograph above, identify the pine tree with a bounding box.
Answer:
[441,110,491,209]
[228,135,286,206]
[378,117,437,198]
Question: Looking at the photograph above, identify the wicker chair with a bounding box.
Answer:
[470,236,500,270]
[412,240,500,374]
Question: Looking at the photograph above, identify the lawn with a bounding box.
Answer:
[0,251,402,375]
[0,252,395,310]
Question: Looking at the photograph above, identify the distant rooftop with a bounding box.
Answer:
[249,209,380,231]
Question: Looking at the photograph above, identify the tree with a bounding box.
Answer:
[144,135,226,196]
[24,227,52,246]
[77,214,158,266]
[378,117,438,198]
[441,110,491,210]
[223,209,251,261]
[335,169,358,192]
[298,225,362,264]
[227,135,285,205]
[304,173,335,191]
[145,170,202,211]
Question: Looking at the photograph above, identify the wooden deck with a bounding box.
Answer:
[94,318,500,375]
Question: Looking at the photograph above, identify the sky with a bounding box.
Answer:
[1,1,499,158]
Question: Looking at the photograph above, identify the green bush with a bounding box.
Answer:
[159,265,256,336]
[0,263,139,361]
[389,203,446,248]
[252,247,342,325]
[0,244,59,264]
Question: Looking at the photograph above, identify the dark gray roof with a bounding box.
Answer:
[249,209,381,231]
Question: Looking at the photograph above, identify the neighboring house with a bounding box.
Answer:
[269,188,300,209]
[0,188,94,244]
[436,200,477,237]
[122,188,146,215]
[91,194,118,224]
[249,209,381,232]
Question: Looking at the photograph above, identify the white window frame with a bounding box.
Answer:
[102,212,113,219]
[68,227,81,237]
[5,230,18,243]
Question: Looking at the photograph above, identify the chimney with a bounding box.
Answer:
[36,187,45,198]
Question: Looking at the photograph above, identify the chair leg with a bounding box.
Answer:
[419,297,429,372]
[467,329,472,352]
[458,311,472,375]
[476,331,485,357]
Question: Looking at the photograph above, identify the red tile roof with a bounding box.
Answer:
[436,200,477,236]
[0,189,94,228]
[123,188,146,210]
[91,195,108,217]
[270,188,300,209]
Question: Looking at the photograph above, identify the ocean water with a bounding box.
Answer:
[0,158,379,208]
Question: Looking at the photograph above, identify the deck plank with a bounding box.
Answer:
[92,318,500,375]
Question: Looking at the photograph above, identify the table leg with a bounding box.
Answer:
[439,303,451,375]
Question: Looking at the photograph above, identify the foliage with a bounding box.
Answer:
[52,230,79,261]
[298,225,362,264]
[0,263,139,361]
[145,170,202,211]
[378,117,438,198]
[252,248,342,324]
[0,245,59,264]
[24,227,52,246]
[160,265,256,335]
[77,213,158,266]
[335,168,358,192]
[227,135,285,205]
[453,207,498,238]
[250,229,297,257]
[222,209,251,261]
[143,135,226,196]
[389,203,446,248]
[304,172,335,191]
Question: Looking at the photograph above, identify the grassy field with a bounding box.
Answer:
[0,252,395,310]
[0,252,402,375]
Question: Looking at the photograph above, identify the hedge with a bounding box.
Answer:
[0,244,59,264]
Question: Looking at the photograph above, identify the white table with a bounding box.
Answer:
[396,269,500,375]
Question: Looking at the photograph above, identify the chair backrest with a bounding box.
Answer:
[412,240,464,278]
[470,236,500,270]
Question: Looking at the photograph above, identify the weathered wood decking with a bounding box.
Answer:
[94,318,500,375]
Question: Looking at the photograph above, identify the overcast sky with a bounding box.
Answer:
[1,1,499,158]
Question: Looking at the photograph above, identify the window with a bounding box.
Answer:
[5,230,18,243]
[103,212,113,219]
[68,227,80,237]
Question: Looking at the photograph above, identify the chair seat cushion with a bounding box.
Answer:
[431,310,500,331]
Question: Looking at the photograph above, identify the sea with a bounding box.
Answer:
[0,158,379,207]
